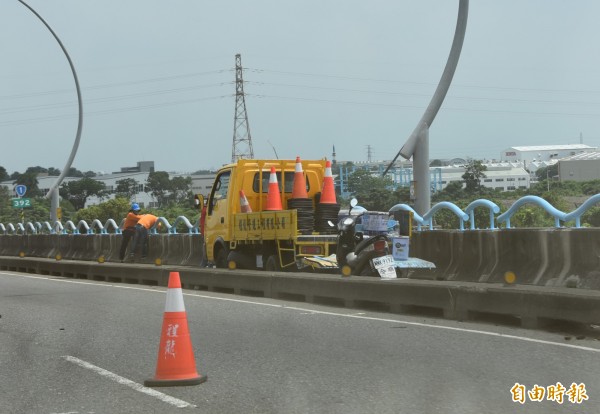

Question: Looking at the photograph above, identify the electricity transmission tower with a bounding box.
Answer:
[231,54,254,162]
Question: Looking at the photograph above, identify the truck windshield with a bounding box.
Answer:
[252,171,308,194]
[208,171,230,214]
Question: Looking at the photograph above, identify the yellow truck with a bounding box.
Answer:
[200,159,339,271]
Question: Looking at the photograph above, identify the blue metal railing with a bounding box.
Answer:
[2,193,600,234]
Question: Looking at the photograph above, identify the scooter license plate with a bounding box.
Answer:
[371,255,397,279]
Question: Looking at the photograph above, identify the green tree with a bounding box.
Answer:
[581,180,600,196]
[535,164,559,182]
[59,177,106,210]
[434,181,464,202]
[25,166,48,175]
[67,167,84,177]
[346,169,396,211]
[462,160,487,193]
[0,166,8,182]
[170,176,192,204]
[47,167,61,176]
[510,206,554,228]
[582,206,600,227]
[75,197,131,227]
[13,172,42,197]
[115,178,139,201]
[145,171,171,207]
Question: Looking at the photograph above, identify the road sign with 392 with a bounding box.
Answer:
[11,198,32,208]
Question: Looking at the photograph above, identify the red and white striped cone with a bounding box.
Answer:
[239,189,252,213]
[144,272,207,387]
[291,156,308,199]
[265,166,283,211]
[320,160,337,204]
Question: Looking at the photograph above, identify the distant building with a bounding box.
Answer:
[113,161,155,174]
[437,162,530,191]
[337,160,530,196]
[558,152,600,182]
[0,161,217,210]
[501,144,597,169]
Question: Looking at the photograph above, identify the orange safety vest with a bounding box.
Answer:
[123,212,142,229]
[137,214,158,229]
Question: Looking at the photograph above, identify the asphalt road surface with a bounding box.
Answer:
[1,270,599,414]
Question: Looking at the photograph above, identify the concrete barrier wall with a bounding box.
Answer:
[0,233,204,266]
[1,257,598,329]
[1,229,599,289]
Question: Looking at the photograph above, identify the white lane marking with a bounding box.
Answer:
[281,306,600,354]
[62,356,195,409]
[5,272,600,354]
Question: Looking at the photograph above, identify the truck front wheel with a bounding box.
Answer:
[215,247,229,268]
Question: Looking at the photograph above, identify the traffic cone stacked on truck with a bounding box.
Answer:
[288,156,314,234]
[144,272,207,387]
[265,166,283,211]
[314,160,340,234]
[319,160,337,204]
[291,156,308,199]
[239,190,252,213]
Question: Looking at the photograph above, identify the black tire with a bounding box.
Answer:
[265,254,282,272]
[227,250,256,270]
[355,250,382,277]
[215,247,229,269]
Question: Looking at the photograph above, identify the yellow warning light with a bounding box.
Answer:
[55,254,62,261]
[97,255,105,263]
[504,271,516,285]
[154,258,162,266]
[19,251,25,258]
[341,265,352,277]
[228,260,237,270]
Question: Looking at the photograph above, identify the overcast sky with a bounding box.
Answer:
[2,0,600,175]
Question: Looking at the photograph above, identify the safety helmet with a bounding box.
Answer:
[131,203,140,212]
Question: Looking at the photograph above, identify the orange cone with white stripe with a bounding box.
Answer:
[239,190,252,213]
[320,160,337,204]
[291,156,308,199]
[144,272,207,387]
[265,166,283,211]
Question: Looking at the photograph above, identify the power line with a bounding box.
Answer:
[245,80,600,106]
[0,95,232,127]
[246,93,600,118]
[0,69,232,100]
[0,82,233,115]
[245,67,600,96]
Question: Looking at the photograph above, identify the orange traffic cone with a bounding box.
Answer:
[320,160,337,204]
[144,272,207,387]
[239,189,252,213]
[265,166,283,211]
[291,156,308,199]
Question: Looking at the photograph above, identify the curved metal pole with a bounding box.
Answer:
[17,0,83,224]
[384,0,469,174]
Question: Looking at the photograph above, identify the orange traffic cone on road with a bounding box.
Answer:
[144,272,207,387]
[291,156,308,199]
[265,166,283,211]
[240,190,252,213]
[320,160,337,204]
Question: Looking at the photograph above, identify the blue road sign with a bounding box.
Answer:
[15,185,27,197]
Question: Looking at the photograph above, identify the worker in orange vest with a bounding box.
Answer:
[119,203,142,262]
[129,213,158,261]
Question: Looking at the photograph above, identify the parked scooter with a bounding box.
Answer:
[334,199,396,277]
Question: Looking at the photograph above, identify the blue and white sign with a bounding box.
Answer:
[15,185,27,197]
